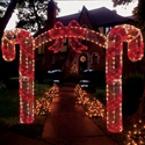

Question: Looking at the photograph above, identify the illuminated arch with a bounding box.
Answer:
[35,20,106,52]
[1,21,144,134]
[1,21,106,124]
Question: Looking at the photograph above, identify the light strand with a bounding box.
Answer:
[2,29,35,124]
[106,24,144,133]
[74,84,105,119]
[35,84,59,116]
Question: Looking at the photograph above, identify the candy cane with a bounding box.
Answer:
[2,29,35,124]
[106,24,144,133]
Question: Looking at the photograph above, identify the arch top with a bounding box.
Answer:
[35,20,107,50]
[1,21,144,132]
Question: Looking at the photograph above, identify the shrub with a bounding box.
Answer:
[122,73,145,116]
[95,89,106,105]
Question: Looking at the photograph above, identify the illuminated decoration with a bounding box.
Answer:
[80,55,87,62]
[125,119,145,145]
[1,29,35,123]
[1,21,144,134]
[70,62,78,74]
[35,20,106,53]
[74,85,105,119]
[106,24,144,133]
[35,84,59,116]
[1,20,106,124]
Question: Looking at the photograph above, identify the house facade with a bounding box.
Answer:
[35,6,137,80]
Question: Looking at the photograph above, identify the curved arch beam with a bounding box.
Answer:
[35,21,106,51]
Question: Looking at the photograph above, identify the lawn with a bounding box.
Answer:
[0,82,50,126]
[0,87,19,125]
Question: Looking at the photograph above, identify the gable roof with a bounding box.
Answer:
[57,7,132,27]
[88,7,132,26]
[35,6,133,36]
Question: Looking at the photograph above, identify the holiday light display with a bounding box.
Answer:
[74,85,105,119]
[2,29,35,123]
[35,84,59,116]
[106,24,144,133]
[1,20,106,124]
[1,21,144,134]
[125,119,145,145]
[35,20,106,53]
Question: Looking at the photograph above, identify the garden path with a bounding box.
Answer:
[42,83,118,145]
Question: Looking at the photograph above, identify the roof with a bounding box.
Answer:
[35,6,133,36]
[57,7,132,27]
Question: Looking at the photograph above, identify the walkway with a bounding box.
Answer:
[42,83,118,145]
[0,83,119,145]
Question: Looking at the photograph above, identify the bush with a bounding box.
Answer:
[35,83,50,99]
[122,73,145,116]
[95,89,106,105]
[0,88,19,125]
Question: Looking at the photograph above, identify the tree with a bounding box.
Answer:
[46,0,59,29]
[0,0,9,17]
[133,0,145,29]
[17,0,59,34]
[112,0,145,30]
[0,0,18,44]
[112,0,133,6]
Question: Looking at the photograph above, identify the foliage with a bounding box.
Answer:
[0,0,18,44]
[124,119,145,145]
[133,0,145,30]
[17,0,59,33]
[0,88,18,122]
[0,0,59,34]
[122,73,144,116]
[35,84,59,116]
[112,0,133,6]
[0,83,50,125]
[112,0,145,30]
[0,0,9,18]
[95,89,106,105]
[35,83,50,99]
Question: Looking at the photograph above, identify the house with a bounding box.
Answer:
[35,6,137,82]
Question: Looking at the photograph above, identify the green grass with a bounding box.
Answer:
[0,83,50,125]
[0,88,19,117]
[0,88,19,125]
[35,83,50,99]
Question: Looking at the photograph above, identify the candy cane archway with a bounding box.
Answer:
[1,20,144,133]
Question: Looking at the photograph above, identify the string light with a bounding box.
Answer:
[2,29,35,124]
[74,85,105,119]
[125,119,145,145]
[35,20,107,52]
[106,24,144,133]
[1,22,144,134]
[35,84,59,116]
